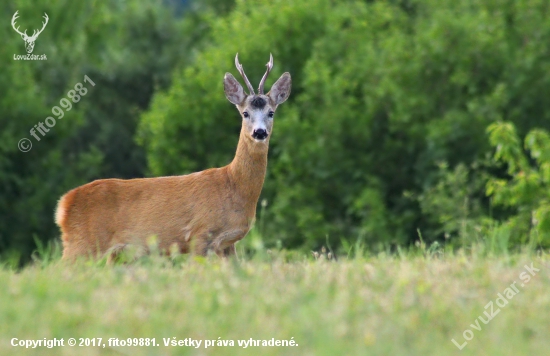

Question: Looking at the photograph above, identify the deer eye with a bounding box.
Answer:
[268,111,274,118]
[243,112,249,118]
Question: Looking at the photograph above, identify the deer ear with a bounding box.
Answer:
[224,73,246,105]
[268,72,291,105]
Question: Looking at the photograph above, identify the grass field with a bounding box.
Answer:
[0,246,548,356]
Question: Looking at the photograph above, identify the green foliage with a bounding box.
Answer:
[487,122,550,248]
[417,162,491,244]
[4,0,550,259]
[140,0,550,251]
[0,0,102,260]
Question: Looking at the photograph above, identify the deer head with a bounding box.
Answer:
[11,11,49,54]
[224,53,291,145]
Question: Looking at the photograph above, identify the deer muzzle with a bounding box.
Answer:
[252,128,268,141]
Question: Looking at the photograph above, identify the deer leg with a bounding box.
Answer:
[205,229,247,257]
[221,244,236,257]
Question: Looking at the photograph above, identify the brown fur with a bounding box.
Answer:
[55,55,291,261]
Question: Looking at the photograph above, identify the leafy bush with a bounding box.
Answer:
[4,0,550,260]
[487,122,550,248]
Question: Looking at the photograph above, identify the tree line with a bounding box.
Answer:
[2,0,549,262]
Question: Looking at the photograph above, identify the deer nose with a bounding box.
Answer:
[252,129,268,140]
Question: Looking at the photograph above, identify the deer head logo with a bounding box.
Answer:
[11,11,49,54]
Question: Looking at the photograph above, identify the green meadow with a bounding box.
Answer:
[1,246,548,356]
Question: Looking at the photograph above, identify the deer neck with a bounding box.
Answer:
[228,127,269,203]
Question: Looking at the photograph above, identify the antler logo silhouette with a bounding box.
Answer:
[11,11,49,54]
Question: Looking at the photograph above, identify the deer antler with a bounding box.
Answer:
[11,11,27,37]
[258,53,274,94]
[29,13,49,40]
[235,53,255,95]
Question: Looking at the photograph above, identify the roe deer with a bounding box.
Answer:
[55,53,291,261]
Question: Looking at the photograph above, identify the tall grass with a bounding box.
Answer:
[0,233,548,356]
